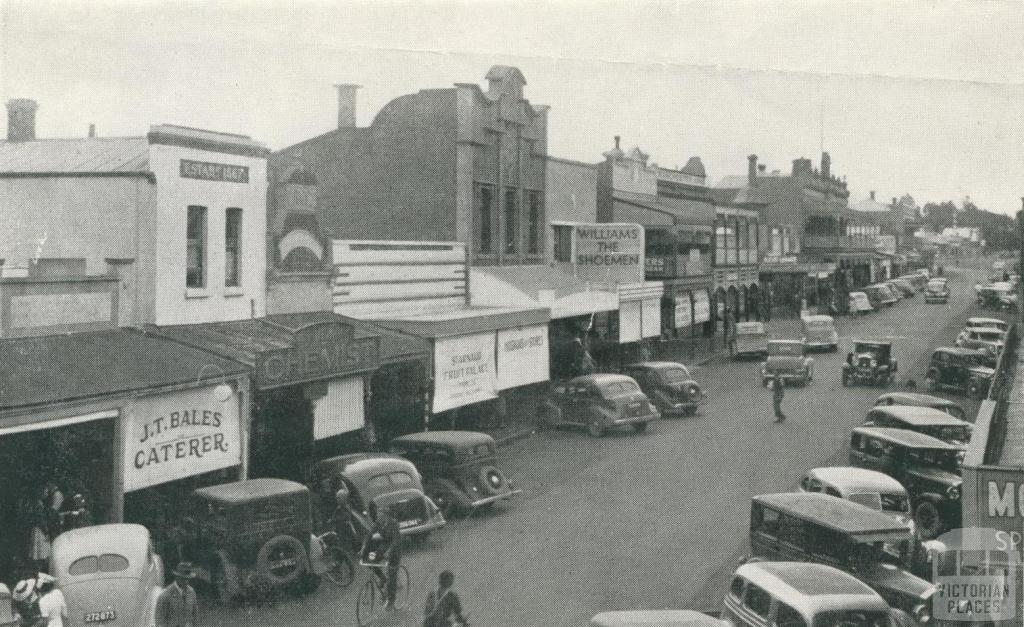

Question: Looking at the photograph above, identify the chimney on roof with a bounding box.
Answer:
[758,164,766,173]
[88,123,96,138]
[334,84,361,129]
[792,158,812,177]
[869,190,875,201]
[6,98,38,142]
[821,152,831,179]
[748,154,758,186]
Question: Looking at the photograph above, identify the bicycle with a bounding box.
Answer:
[313,530,355,588]
[356,558,410,626]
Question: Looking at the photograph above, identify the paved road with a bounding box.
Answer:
[204,269,996,627]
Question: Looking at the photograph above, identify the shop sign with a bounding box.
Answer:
[645,256,666,274]
[496,326,549,391]
[641,298,660,338]
[179,159,249,183]
[433,332,498,413]
[875,235,897,255]
[693,290,710,324]
[573,224,643,268]
[124,385,241,492]
[762,255,798,264]
[674,294,692,327]
[619,300,643,343]
[256,322,380,388]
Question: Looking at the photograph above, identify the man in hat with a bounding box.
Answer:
[155,563,198,627]
[11,579,40,626]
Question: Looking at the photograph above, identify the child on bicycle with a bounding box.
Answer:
[360,502,402,609]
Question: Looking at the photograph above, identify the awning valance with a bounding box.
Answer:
[470,265,618,319]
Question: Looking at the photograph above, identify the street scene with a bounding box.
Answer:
[2,3,1024,627]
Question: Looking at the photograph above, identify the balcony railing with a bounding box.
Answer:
[802,235,878,251]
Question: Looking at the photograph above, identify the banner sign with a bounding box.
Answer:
[496,326,549,391]
[674,294,692,328]
[573,224,644,267]
[124,385,241,492]
[179,159,249,183]
[433,332,498,413]
[693,290,711,324]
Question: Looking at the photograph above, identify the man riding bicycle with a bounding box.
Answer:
[360,501,402,609]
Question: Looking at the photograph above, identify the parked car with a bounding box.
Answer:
[924,347,995,399]
[188,479,320,603]
[801,315,838,352]
[759,340,813,387]
[873,392,966,421]
[722,562,897,627]
[889,279,916,298]
[862,285,896,309]
[623,361,704,416]
[963,317,1009,335]
[537,374,660,437]
[842,340,897,387]
[882,282,904,302]
[848,291,874,315]
[591,610,727,627]
[924,279,949,304]
[975,281,1015,311]
[955,327,1005,359]
[309,454,446,538]
[748,493,934,625]
[730,321,770,359]
[899,274,927,291]
[862,405,972,446]
[848,426,963,538]
[798,466,915,537]
[388,431,520,517]
[51,524,164,627]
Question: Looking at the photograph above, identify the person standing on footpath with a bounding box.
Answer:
[771,372,786,423]
[155,563,198,627]
[423,570,468,627]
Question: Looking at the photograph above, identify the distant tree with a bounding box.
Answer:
[922,201,957,231]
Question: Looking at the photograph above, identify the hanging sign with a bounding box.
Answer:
[674,294,692,328]
[432,332,498,413]
[693,290,711,324]
[124,385,241,492]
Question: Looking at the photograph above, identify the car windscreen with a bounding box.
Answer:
[600,380,640,397]
[67,553,131,576]
[977,331,1003,342]
[880,492,910,513]
[931,425,970,442]
[847,492,882,511]
[660,367,690,384]
[768,343,802,356]
[814,610,890,627]
[367,471,415,490]
[805,321,833,331]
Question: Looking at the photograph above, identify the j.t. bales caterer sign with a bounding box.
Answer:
[571,223,645,282]
[124,385,241,492]
[256,321,380,389]
[180,159,249,183]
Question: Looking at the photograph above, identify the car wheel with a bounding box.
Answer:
[914,500,944,540]
[968,380,983,399]
[478,465,508,496]
[255,535,308,589]
[587,419,607,438]
[425,482,457,518]
[632,422,649,433]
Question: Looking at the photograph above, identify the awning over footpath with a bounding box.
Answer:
[370,305,550,339]
[759,259,838,275]
[0,327,247,415]
[152,311,430,390]
[470,265,619,319]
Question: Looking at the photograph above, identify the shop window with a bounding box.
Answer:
[505,187,519,255]
[527,190,542,255]
[553,225,572,262]
[186,205,207,288]
[476,184,495,254]
[225,208,242,287]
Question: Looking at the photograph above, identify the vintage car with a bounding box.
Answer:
[899,274,928,291]
[882,282,904,302]
[51,524,164,627]
[862,405,972,446]
[730,322,770,359]
[537,374,659,436]
[723,562,897,627]
[863,284,897,309]
[849,426,963,539]
[748,493,935,625]
[310,454,445,538]
[889,279,916,298]
[388,431,520,517]
[842,340,897,387]
[591,610,728,627]
[760,340,813,387]
[848,291,874,315]
[800,315,838,352]
[924,347,995,398]
[188,479,322,602]
[963,317,1009,334]
[799,466,915,537]
[924,279,949,304]
[873,392,966,421]
[623,361,704,416]
[975,281,1015,311]
[955,327,1005,359]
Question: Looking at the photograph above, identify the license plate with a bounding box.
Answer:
[85,611,116,624]
[398,519,421,529]
[270,558,298,569]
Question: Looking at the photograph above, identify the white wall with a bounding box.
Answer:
[149,144,267,325]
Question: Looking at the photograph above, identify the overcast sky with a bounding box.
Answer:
[3,0,1023,214]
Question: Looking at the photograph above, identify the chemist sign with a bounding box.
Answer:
[432,332,498,413]
[123,385,241,492]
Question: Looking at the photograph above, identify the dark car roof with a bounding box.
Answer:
[391,430,495,448]
[876,392,960,409]
[934,346,987,357]
[852,426,960,450]
[624,361,689,371]
[868,405,970,427]
[572,373,638,386]
[752,493,911,537]
[193,478,308,504]
[314,453,415,478]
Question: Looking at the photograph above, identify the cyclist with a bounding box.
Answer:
[360,502,402,609]
[333,483,358,552]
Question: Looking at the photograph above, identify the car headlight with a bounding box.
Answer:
[947,485,961,500]
[913,603,931,624]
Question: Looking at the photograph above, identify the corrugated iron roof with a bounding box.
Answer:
[0,137,149,173]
